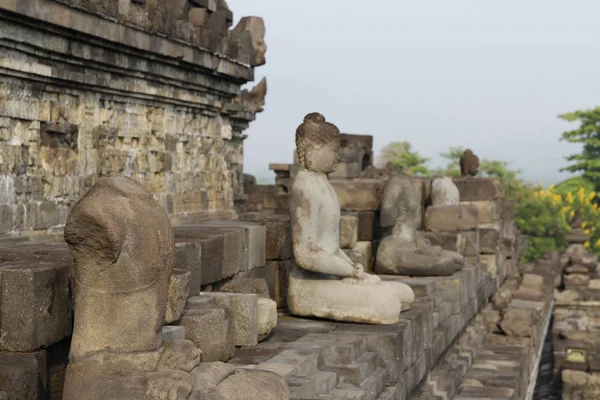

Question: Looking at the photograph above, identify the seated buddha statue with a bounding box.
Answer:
[374,174,464,276]
[287,113,414,325]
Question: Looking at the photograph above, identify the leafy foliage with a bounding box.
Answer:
[559,107,600,194]
[377,137,600,262]
[376,141,431,176]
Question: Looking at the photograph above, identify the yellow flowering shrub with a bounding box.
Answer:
[514,184,600,261]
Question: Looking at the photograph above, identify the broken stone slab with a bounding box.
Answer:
[174,225,244,283]
[0,260,71,352]
[190,292,259,347]
[339,215,359,249]
[165,269,190,324]
[175,233,225,287]
[330,179,384,211]
[499,305,541,338]
[452,178,506,202]
[217,278,277,342]
[201,220,266,271]
[180,307,235,362]
[424,204,479,232]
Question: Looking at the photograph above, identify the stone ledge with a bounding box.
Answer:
[0,19,251,111]
[225,262,496,399]
[0,0,255,79]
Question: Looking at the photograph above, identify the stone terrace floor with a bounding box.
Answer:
[0,233,553,400]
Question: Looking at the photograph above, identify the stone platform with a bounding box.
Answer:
[0,217,553,400]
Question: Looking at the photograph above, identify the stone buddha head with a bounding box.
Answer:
[295,112,341,174]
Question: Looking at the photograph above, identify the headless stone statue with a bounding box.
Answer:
[460,149,479,177]
[431,176,460,206]
[374,175,465,276]
[63,175,288,400]
[288,113,414,325]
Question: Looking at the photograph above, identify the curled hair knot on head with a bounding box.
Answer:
[295,112,340,167]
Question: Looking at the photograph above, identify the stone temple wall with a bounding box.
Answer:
[0,0,267,235]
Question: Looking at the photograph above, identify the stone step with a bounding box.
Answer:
[359,368,387,400]
[288,375,317,399]
[324,352,379,386]
[259,349,321,377]
[287,371,339,399]
[295,332,368,365]
[315,371,338,395]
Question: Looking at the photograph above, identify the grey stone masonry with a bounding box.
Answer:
[0,0,267,235]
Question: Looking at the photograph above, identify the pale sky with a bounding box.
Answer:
[228,0,600,184]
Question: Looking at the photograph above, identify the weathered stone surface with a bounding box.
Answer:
[62,175,193,400]
[181,307,235,362]
[217,369,289,399]
[219,277,270,299]
[432,177,460,206]
[232,17,267,66]
[479,229,500,254]
[453,178,505,202]
[0,260,71,352]
[423,231,479,257]
[339,215,359,249]
[162,326,186,342]
[463,200,501,224]
[265,218,292,261]
[343,211,377,241]
[174,241,202,296]
[330,179,384,211]
[257,297,277,341]
[0,0,263,236]
[165,269,191,324]
[234,263,276,301]
[201,221,266,272]
[174,225,244,284]
[499,306,540,338]
[196,292,259,347]
[424,204,479,232]
[376,174,465,276]
[0,351,46,400]
[353,241,373,271]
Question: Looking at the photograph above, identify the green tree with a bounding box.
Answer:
[377,141,431,175]
[559,107,600,193]
[434,146,464,177]
[433,146,524,194]
[554,175,595,196]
